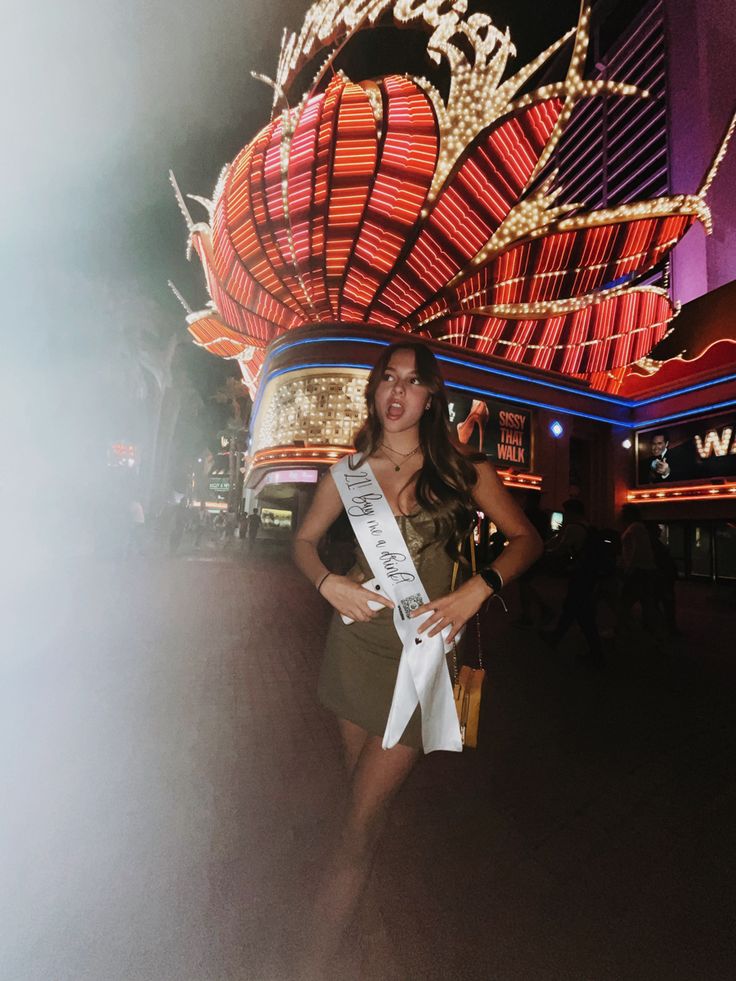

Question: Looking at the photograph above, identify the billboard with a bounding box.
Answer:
[636,411,736,486]
[208,476,231,494]
[447,394,532,471]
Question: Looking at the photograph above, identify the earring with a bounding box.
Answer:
[425,401,431,411]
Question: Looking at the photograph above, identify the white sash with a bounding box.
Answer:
[331,455,462,754]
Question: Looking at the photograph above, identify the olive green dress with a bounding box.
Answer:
[318,510,462,750]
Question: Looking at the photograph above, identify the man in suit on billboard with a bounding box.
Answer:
[647,431,672,482]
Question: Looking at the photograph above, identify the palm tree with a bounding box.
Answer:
[212,376,251,510]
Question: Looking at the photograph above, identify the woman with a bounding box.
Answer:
[292,342,541,976]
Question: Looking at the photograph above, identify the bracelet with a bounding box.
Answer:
[316,571,332,594]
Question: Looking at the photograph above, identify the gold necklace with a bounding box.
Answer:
[381,443,420,472]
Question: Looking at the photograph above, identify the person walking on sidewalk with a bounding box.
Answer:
[647,522,681,637]
[245,507,261,552]
[541,498,603,662]
[292,341,542,978]
[619,504,661,638]
[125,499,146,557]
[168,500,188,556]
[514,489,553,628]
[193,502,208,548]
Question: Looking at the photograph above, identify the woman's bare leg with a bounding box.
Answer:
[299,727,419,978]
[338,717,369,777]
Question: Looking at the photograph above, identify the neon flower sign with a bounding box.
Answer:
[171,0,734,398]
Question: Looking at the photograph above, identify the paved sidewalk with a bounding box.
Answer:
[2,547,734,980]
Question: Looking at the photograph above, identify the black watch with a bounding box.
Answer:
[478,567,503,595]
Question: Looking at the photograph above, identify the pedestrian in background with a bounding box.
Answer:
[619,504,659,636]
[224,510,237,548]
[126,499,145,557]
[514,490,553,628]
[213,510,227,544]
[194,502,208,548]
[542,498,603,662]
[647,522,681,637]
[245,507,261,552]
[168,500,188,555]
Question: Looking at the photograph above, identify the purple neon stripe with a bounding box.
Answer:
[607,130,667,186]
[621,170,669,204]
[607,22,662,80]
[608,150,667,191]
[608,168,668,207]
[607,104,666,155]
[607,77,665,138]
[564,96,602,130]
[563,166,610,204]
[557,131,605,178]
[606,2,663,72]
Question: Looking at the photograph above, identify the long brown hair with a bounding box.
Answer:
[353,341,483,555]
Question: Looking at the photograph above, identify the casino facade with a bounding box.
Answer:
[172,0,736,580]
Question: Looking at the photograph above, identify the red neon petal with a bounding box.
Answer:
[450,213,694,310]
[433,289,674,373]
[191,230,286,342]
[369,98,564,323]
[223,122,308,317]
[340,76,438,322]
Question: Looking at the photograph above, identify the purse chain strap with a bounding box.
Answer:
[450,526,483,680]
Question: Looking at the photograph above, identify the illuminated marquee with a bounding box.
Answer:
[695,427,736,459]
[172,0,734,397]
[251,368,369,452]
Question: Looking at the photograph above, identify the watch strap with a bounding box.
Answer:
[479,566,503,594]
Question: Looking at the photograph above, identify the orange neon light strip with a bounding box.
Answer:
[627,483,736,503]
[250,446,542,488]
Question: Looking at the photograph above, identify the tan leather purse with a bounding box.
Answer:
[450,533,485,749]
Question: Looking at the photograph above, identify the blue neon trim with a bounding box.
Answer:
[269,335,389,355]
[258,334,736,418]
[632,373,736,406]
[636,398,736,428]
[446,380,618,423]
[266,361,370,381]
[256,361,622,425]
[433,354,627,405]
[265,334,629,406]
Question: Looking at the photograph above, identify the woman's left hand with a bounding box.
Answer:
[410,576,492,643]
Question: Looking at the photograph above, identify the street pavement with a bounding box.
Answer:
[2,541,735,981]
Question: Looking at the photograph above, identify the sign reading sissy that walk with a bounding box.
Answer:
[447,394,532,472]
